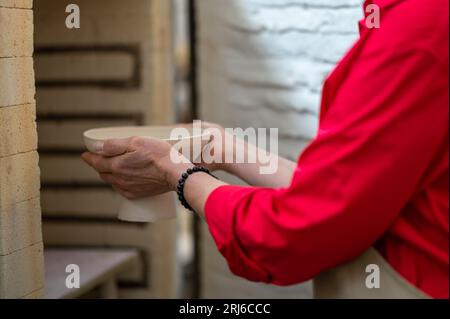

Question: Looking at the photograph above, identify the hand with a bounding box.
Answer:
[81,136,193,200]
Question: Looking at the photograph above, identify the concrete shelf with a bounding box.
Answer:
[44,248,139,299]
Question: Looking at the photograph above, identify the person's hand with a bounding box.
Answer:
[81,137,193,200]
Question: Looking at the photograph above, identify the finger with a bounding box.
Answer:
[95,138,132,157]
[81,152,92,164]
[112,185,138,200]
[81,152,114,173]
[99,173,116,184]
[103,174,136,189]
[81,152,99,168]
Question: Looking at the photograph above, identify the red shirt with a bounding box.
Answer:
[205,0,449,298]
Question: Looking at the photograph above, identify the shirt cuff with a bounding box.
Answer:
[204,185,272,283]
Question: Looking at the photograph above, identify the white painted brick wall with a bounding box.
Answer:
[198,0,362,298]
[199,0,362,159]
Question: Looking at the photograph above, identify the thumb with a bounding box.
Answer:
[94,138,132,157]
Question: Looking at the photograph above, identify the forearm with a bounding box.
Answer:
[169,152,295,219]
[165,130,297,219]
[221,136,296,188]
[184,173,226,219]
[165,162,226,220]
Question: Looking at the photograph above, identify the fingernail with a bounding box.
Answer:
[93,141,104,153]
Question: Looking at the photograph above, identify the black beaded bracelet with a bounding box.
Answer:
[176,166,216,212]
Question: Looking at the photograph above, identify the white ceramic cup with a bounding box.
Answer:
[83,126,211,223]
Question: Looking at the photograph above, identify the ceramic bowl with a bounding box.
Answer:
[83,125,210,223]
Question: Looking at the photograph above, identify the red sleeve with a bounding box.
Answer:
[205,42,448,285]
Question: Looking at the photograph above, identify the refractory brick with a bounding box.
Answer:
[40,188,121,219]
[0,7,33,57]
[0,0,32,9]
[37,118,137,150]
[0,103,37,157]
[0,242,44,298]
[0,57,35,107]
[34,52,134,82]
[0,197,42,256]
[39,155,101,184]
[0,151,41,212]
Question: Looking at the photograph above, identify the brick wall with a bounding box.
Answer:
[0,0,44,299]
[33,0,179,298]
[197,0,362,298]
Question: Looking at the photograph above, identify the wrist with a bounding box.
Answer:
[170,164,195,190]
[159,155,195,190]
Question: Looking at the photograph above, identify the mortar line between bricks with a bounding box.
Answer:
[0,102,35,109]
[19,286,44,299]
[0,55,33,59]
[0,6,33,10]
[0,241,43,258]
[0,196,41,215]
[0,149,38,159]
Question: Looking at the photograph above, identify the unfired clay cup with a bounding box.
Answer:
[83,126,210,223]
